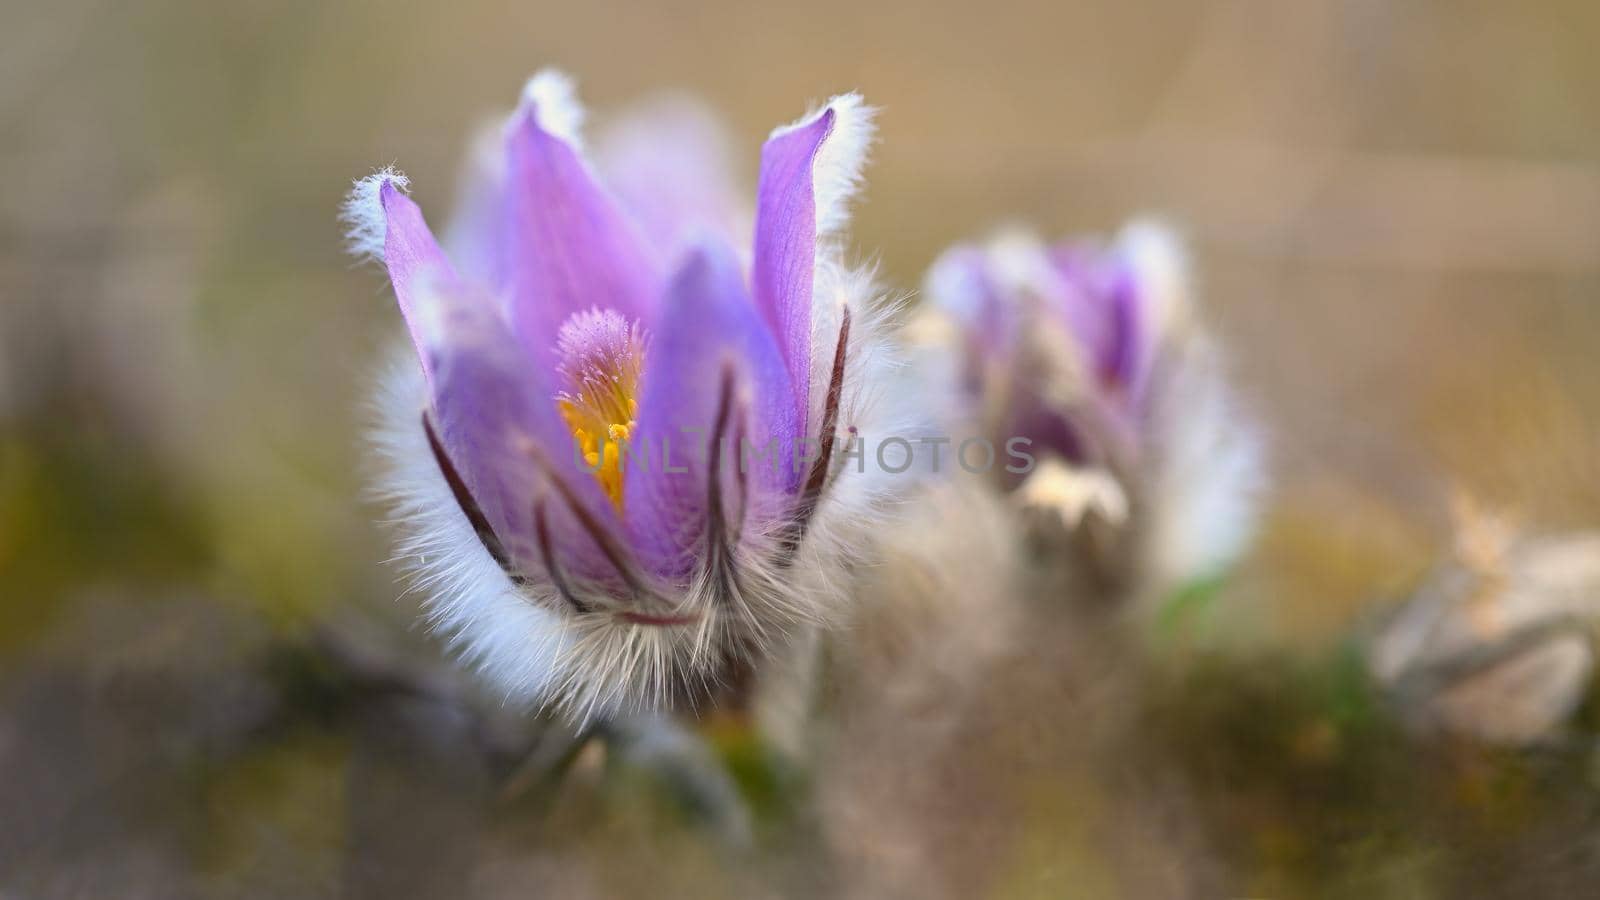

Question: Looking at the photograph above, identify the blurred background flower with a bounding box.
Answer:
[3,0,1600,896]
[919,220,1263,603]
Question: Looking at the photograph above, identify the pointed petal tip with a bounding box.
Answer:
[678,229,741,267]
[500,73,660,344]
[1116,217,1187,272]
[822,91,875,128]
[342,165,411,263]
[764,92,877,241]
[1115,216,1192,335]
[768,91,875,142]
[515,68,586,147]
[666,236,744,308]
[377,174,407,205]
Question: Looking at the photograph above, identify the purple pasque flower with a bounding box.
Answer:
[923,222,1262,589]
[348,72,899,719]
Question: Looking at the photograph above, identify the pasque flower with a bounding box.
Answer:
[347,73,905,719]
[921,222,1263,591]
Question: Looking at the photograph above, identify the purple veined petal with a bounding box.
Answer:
[752,94,875,447]
[416,275,629,593]
[594,94,751,263]
[752,109,831,443]
[367,178,459,391]
[349,168,628,587]
[445,73,595,307]
[623,240,798,582]
[503,93,662,374]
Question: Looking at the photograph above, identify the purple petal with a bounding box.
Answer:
[378,181,459,390]
[503,102,662,372]
[1049,246,1116,378]
[1104,261,1148,403]
[420,278,627,590]
[1050,245,1148,407]
[623,241,797,580]
[751,107,835,441]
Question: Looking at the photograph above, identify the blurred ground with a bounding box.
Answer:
[3,0,1600,896]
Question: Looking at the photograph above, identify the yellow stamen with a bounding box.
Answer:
[561,400,636,509]
[554,309,647,510]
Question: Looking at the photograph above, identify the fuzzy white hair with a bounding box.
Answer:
[784,96,924,470]
[1115,218,1192,342]
[343,70,580,275]
[1141,334,1266,591]
[341,165,408,264]
[372,352,881,723]
[519,69,586,147]
[769,92,876,238]
[774,91,927,622]
[371,357,568,704]
[1120,221,1266,591]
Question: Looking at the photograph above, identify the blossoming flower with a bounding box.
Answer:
[346,72,907,719]
[920,222,1263,591]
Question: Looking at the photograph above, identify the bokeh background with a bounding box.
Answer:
[4,0,1600,896]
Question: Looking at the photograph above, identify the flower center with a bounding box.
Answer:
[554,308,647,509]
